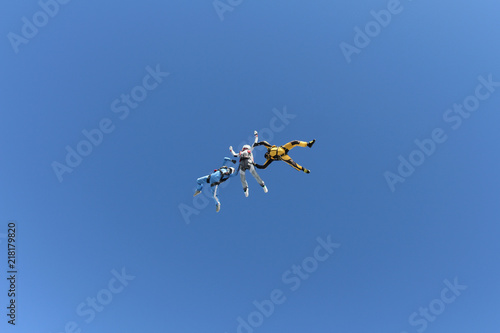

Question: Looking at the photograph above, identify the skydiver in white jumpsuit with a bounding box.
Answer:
[229,131,268,197]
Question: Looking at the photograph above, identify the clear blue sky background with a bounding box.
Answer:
[1,0,500,332]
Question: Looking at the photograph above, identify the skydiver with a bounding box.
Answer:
[229,131,268,197]
[193,157,238,212]
[253,138,316,173]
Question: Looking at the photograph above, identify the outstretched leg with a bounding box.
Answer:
[282,140,308,151]
[240,168,249,197]
[249,165,268,192]
[282,140,315,151]
[194,175,208,196]
[281,155,310,173]
[211,185,221,212]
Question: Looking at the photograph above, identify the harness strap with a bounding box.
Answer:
[210,167,230,187]
[268,146,286,160]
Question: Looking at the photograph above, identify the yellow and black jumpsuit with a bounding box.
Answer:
[253,140,315,173]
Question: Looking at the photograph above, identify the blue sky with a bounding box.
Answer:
[1,0,500,332]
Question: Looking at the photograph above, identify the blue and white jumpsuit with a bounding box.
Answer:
[196,158,238,207]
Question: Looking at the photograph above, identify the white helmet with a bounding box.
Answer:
[242,145,251,151]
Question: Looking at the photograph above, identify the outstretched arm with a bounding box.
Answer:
[253,140,272,148]
[223,157,237,167]
[254,158,273,169]
[229,146,238,157]
[249,131,259,153]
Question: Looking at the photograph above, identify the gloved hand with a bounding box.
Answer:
[229,146,233,151]
[224,157,231,161]
[254,130,258,136]
[232,160,237,164]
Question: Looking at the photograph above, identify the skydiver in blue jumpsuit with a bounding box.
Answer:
[193,157,238,212]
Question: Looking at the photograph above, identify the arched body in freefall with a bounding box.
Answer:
[253,139,316,173]
[193,157,238,212]
[229,131,268,197]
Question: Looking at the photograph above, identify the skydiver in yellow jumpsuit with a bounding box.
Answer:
[253,137,315,173]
